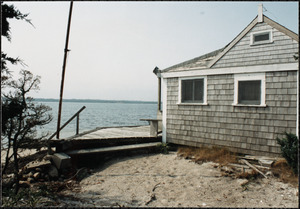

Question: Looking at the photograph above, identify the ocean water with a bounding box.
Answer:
[36,101,157,139]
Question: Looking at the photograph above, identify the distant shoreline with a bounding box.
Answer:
[33,98,157,104]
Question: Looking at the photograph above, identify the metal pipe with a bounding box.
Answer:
[57,1,74,139]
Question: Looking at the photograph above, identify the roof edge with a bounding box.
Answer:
[208,15,258,68]
[264,16,298,42]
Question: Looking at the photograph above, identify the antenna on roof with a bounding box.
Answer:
[258,3,263,23]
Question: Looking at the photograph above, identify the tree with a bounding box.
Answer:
[2,70,53,193]
[1,3,52,194]
[1,3,33,84]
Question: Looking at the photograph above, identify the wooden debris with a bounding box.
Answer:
[152,183,161,192]
[228,163,270,170]
[145,194,156,205]
[240,159,268,178]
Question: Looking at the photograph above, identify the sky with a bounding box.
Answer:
[2,1,299,101]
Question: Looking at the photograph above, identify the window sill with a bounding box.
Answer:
[177,103,209,106]
[232,104,267,108]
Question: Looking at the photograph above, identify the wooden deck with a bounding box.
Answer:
[68,125,153,140]
[66,142,160,155]
[50,125,162,155]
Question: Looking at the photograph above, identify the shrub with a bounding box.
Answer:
[156,143,169,154]
[276,132,298,174]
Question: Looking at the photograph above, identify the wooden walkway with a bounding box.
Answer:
[68,125,153,140]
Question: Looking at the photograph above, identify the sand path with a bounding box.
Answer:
[58,152,298,207]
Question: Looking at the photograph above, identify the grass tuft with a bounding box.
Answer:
[177,146,237,165]
[271,159,298,186]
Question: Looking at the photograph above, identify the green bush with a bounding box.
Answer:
[276,132,298,174]
[156,143,169,154]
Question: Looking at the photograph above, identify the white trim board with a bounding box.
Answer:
[161,63,298,78]
[162,78,168,143]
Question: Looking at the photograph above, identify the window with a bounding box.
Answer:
[238,80,261,105]
[179,77,207,105]
[250,30,273,45]
[233,73,266,107]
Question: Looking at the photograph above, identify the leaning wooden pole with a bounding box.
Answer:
[57,1,73,139]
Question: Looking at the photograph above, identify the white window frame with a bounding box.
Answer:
[250,30,273,46]
[233,73,266,107]
[178,76,208,105]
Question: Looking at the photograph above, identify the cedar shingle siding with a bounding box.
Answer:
[161,16,298,157]
[166,71,297,156]
[213,22,298,68]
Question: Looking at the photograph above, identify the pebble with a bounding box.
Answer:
[237,179,249,186]
[33,172,41,179]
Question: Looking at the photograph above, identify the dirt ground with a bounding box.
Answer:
[56,152,299,207]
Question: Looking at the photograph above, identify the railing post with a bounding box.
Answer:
[76,114,79,135]
[49,106,86,140]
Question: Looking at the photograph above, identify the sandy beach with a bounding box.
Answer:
[55,152,298,207]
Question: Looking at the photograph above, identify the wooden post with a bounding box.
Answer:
[76,115,79,135]
[57,1,74,139]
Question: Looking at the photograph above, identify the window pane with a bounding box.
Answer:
[238,80,261,104]
[182,80,193,102]
[194,79,204,102]
[254,33,269,42]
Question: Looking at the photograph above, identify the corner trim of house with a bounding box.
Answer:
[297,70,299,137]
[162,78,168,143]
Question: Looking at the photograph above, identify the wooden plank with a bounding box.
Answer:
[240,159,268,178]
[66,142,161,155]
[69,126,152,140]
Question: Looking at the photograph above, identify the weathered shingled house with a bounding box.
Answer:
[156,6,298,157]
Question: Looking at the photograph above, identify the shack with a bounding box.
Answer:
[156,5,298,157]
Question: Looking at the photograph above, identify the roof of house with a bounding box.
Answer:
[161,47,226,73]
[160,15,298,74]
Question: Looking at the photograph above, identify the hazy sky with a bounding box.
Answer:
[2,1,298,101]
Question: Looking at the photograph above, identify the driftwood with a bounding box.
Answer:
[240,159,268,178]
[228,163,270,170]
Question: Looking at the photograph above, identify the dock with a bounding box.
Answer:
[50,125,162,156]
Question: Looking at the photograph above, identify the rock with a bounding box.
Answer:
[28,171,34,177]
[35,167,42,172]
[237,179,249,186]
[33,172,41,180]
[48,165,59,178]
[26,160,52,171]
[265,171,274,177]
[221,166,234,174]
[19,180,30,188]
[27,177,35,183]
[43,154,52,161]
